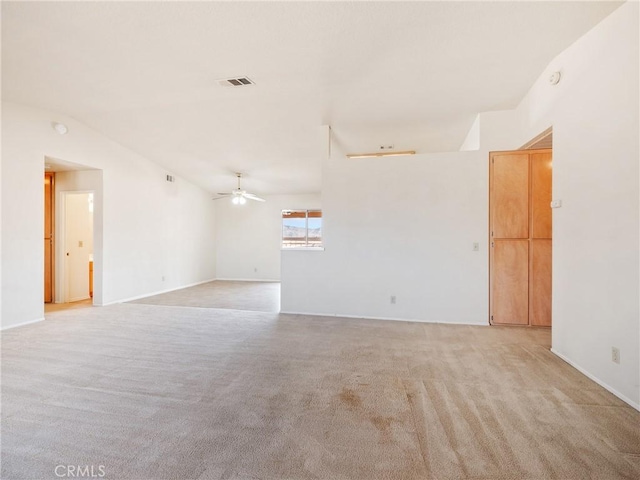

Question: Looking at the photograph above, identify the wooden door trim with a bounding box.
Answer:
[519,127,553,151]
[489,148,551,156]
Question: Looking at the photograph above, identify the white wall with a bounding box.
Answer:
[1,102,217,329]
[215,194,321,281]
[459,114,480,151]
[282,147,488,324]
[282,1,639,408]
[499,1,638,408]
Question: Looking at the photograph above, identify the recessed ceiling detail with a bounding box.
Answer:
[217,77,255,87]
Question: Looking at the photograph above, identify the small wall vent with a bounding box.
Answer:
[166,174,175,183]
[217,77,255,87]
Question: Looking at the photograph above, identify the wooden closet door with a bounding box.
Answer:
[530,151,552,326]
[530,239,551,326]
[490,152,530,325]
[492,240,529,325]
[490,149,552,327]
[491,154,529,239]
[531,152,552,239]
[44,173,54,303]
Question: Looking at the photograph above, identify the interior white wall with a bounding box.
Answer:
[282,2,639,408]
[467,2,639,407]
[215,194,321,281]
[1,102,217,329]
[282,147,488,324]
[514,1,637,408]
[55,169,103,305]
[459,114,480,151]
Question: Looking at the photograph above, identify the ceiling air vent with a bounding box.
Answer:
[217,77,255,87]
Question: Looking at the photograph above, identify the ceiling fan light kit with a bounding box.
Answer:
[346,150,416,159]
[215,173,266,205]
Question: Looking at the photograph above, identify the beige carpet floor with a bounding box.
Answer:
[129,281,280,312]
[2,303,639,480]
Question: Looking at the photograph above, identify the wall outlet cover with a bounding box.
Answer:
[612,347,620,364]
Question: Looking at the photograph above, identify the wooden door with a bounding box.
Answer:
[531,152,552,239]
[44,173,54,303]
[529,151,552,326]
[491,154,529,239]
[490,152,530,325]
[490,149,552,327]
[530,240,551,326]
[492,240,529,325]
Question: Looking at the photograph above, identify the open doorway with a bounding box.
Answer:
[44,157,102,315]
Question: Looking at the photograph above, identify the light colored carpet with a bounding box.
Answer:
[129,281,280,312]
[2,304,639,480]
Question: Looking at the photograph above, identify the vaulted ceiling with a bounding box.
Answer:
[1,1,622,194]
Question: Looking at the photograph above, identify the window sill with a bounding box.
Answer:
[281,247,325,251]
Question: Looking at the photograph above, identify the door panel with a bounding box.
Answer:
[492,240,529,325]
[65,193,93,302]
[491,154,529,239]
[531,152,552,239]
[530,239,552,326]
[44,173,54,303]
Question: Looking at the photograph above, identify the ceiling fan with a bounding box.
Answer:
[215,173,265,204]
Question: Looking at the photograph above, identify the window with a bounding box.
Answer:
[282,210,322,248]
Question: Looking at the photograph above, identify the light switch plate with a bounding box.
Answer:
[550,199,562,208]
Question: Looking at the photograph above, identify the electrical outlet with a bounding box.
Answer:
[390,295,396,304]
[78,240,83,247]
[473,242,479,251]
[612,347,620,364]
[254,267,258,273]
[162,276,165,282]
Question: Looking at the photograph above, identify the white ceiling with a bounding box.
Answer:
[2,1,622,195]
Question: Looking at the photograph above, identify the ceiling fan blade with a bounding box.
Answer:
[216,193,232,196]
[244,193,266,202]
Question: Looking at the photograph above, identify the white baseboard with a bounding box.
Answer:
[279,310,487,326]
[1,317,45,331]
[551,348,640,411]
[216,278,280,282]
[102,278,217,306]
